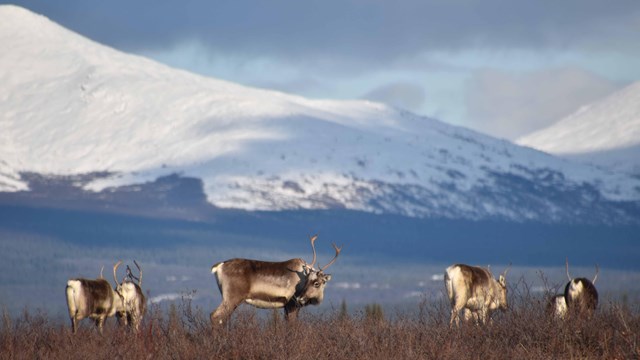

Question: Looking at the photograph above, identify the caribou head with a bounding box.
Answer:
[294,241,341,306]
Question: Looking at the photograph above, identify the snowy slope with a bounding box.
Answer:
[1,5,639,223]
[517,82,640,176]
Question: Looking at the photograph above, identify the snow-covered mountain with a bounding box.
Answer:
[1,5,639,224]
[517,81,640,177]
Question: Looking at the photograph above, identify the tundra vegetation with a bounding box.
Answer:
[2,286,638,359]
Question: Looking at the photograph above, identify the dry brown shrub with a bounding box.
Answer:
[1,293,638,360]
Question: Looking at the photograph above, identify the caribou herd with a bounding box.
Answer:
[65,235,599,333]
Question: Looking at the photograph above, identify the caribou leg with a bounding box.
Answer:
[70,316,78,334]
[130,312,141,332]
[477,308,488,325]
[95,316,106,334]
[449,295,467,327]
[463,308,474,322]
[284,301,301,321]
[210,300,240,327]
[450,308,461,327]
[117,311,128,326]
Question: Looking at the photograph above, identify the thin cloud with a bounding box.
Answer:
[362,82,426,111]
[465,67,622,139]
[9,0,640,65]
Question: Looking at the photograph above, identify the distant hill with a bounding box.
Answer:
[517,81,640,177]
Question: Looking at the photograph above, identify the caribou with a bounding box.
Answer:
[546,293,567,319]
[564,259,599,318]
[444,263,510,326]
[114,260,146,332]
[65,262,125,333]
[210,235,341,326]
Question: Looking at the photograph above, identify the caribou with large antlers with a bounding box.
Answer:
[114,260,146,332]
[65,262,125,333]
[564,258,599,318]
[444,263,510,326]
[210,235,341,326]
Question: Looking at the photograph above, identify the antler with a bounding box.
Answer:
[125,261,143,286]
[309,234,318,269]
[592,264,599,284]
[502,263,512,277]
[113,260,122,286]
[565,258,572,281]
[134,260,142,286]
[99,265,104,279]
[320,243,342,271]
[126,265,137,281]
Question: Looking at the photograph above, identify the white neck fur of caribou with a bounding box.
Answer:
[210,235,341,326]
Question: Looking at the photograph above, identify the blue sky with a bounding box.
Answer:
[5,1,640,140]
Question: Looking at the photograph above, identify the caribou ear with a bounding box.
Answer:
[324,274,332,282]
[499,275,506,287]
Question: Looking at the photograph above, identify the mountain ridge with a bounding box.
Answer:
[1,5,639,224]
[517,81,640,176]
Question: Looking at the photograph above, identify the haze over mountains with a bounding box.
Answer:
[517,81,640,177]
[1,5,639,225]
